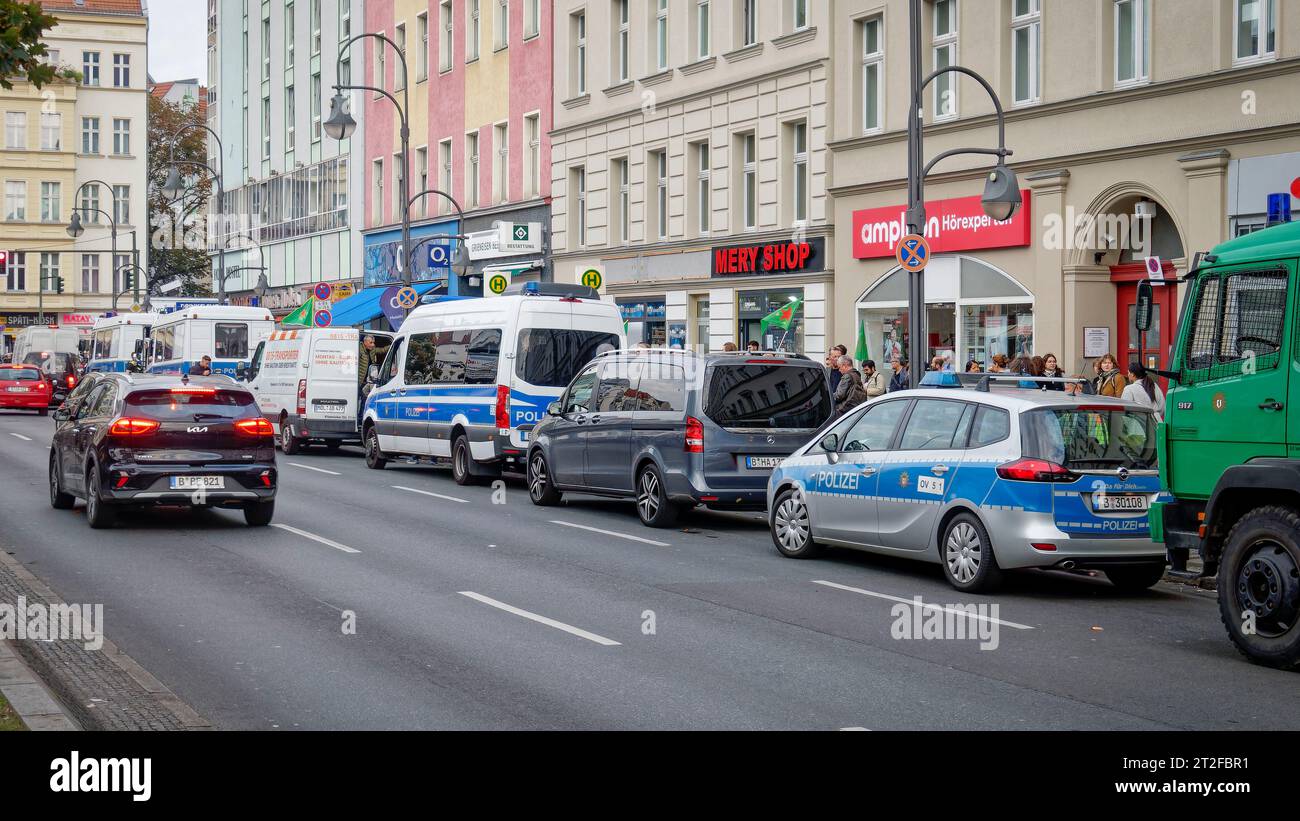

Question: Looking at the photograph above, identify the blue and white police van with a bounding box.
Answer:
[767,373,1168,592]
[86,313,157,372]
[362,282,625,484]
[144,305,276,377]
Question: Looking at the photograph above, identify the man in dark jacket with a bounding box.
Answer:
[888,357,910,393]
[826,344,847,394]
[832,356,867,418]
[357,336,378,384]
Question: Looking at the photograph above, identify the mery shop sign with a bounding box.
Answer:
[712,237,825,277]
[852,191,1033,259]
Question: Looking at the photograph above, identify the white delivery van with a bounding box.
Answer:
[13,326,81,364]
[87,313,157,373]
[244,327,393,454]
[362,283,625,483]
[145,305,276,377]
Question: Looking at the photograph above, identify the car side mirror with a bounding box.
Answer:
[547,401,562,417]
[235,362,248,379]
[820,432,840,453]
[1135,281,1154,333]
[368,365,380,382]
[52,407,70,422]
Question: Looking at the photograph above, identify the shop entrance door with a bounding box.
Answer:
[1112,261,1177,376]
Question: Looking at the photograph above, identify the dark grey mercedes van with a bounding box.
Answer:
[526,349,833,527]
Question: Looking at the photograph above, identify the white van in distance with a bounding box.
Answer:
[363,283,625,483]
[87,313,157,373]
[145,305,275,377]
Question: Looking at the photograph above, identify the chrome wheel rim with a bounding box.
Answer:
[455,442,467,478]
[774,494,810,552]
[49,458,58,501]
[638,471,661,521]
[281,425,291,451]
[366,431,379,462]
[946,522,981,584]
[87,470,100,518]
[528,455,547,501]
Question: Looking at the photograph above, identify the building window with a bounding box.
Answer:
[311,73,322,141]
[112,53,130,87]
[861,17,882,133]
[1114,0,1149,85]
[614,0,630,83]
[39,253,59,292]
[613,157,629,243]
[311,0,321,55]
[467,132,480,208]
[494,122,509,203]
[81,254,99,293]
[1234,0,1276,63]
[375,31,386,91]
[286,85,296,151]
[113,184,130,225]
[5,112,25,150]
[789,121,808,224]
[738,0,757,47]
[496,0,509,49]
[5,252,25,290]
[695,142,711,236]
[373,158,385,225]
[109,118,129,156]
[79,186,99,224]
[417,12,429,80]
[40,113,60,151]
[1011,0,1041,105]
[573,11,587,95]
[262,16,271,81]
[740,132,757,231]
[655,0,669,72]
[394,24,406,90]
[933,1,957,119]
[81,117,100,154]
[467,0,481,62]
[440,1,453,72]
[524,113,540,199]
[5,181,26,221]
[652,149,668,240]
[40,182,60,222]
[416,147,429,217]
[286,3,295,68]
[696,0,711,59]
[571,167,587,247]
[439,139,453,214]
[82,51,100,85]
[525,0,541,38]
[793,0,809,31]
[261,99,270,158]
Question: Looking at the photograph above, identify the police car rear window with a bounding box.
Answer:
[1021,407,1157,470]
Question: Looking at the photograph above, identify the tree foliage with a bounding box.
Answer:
[147,95,213,298]
[0,0,59,90]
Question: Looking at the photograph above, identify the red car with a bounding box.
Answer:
[0,365,53,415]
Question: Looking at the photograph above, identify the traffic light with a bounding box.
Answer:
[0,250,8,268]
[122,269,135,290]
[56,276,65,295]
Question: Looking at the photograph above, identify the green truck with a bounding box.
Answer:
[1149,219,1300,670]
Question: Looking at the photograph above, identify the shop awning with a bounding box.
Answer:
[328,282,443,327]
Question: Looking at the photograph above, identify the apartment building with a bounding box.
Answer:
[0,0,148,351]
[209,0,366,316]
[831,0,1300,374]
[550,0,832,354]
[361,0,554,299]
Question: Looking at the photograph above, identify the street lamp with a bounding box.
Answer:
[904,0,1020,385]
[161,123,227,305]
[69,179,139,308]
[328,33,412,291]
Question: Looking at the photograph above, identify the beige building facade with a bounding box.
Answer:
[551,0,835,355]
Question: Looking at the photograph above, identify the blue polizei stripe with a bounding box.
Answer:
[366,384,560,430]
[1050,473,1161,536]
[86,360,129,373]
[147,360,245,376]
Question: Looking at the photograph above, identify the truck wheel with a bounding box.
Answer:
[940,513,1002,593]
[280,420,302,455]
[1218,506,1300,671]
[451,434,480,486]
[364,426,387,470]
[1104,563,1167,592]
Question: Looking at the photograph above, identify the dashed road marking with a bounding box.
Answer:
[459,591,621,646]
[271,523,362,554]
[289,463,341,476]
[811,580,1034,630]
[8,433,33,442]
[549,520,670,547]
[392,485,470,504]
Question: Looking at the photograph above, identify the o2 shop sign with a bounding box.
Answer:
[852,191,1033,259]
[713,237,825,277]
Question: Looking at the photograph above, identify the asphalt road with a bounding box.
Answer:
[0,409,1295,730]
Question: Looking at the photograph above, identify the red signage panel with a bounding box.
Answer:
[852,190,1033,259]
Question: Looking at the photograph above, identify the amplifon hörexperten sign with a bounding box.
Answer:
[852,190,1033,259]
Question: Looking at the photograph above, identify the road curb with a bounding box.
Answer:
[0,547,211,731]
[0,639,79,731]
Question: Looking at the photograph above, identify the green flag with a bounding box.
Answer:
[855,316,870,363]
[282,298,313,328]
[759,298,803,335]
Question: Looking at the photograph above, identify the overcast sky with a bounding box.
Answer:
[147,0,208,84]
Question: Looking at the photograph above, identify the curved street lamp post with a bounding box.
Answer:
[161,123,227,305]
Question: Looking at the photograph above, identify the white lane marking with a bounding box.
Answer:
[840,727,872,731]
[811,580,1035,630]
[458,591,621,646]
[271,523,362,554]
[289,462,341,476]
[8,433,33,442]
[549,520,670,547]
[392,485,470,504]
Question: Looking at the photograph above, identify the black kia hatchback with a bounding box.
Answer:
[48,373,278,528]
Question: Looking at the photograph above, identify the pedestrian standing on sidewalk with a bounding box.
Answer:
[862,359,886,399]
[1122,361,1165,421]
[888,357,910,393]
[826,344,847,394]
[832,356,867,419]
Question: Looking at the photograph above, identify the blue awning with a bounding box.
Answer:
[329,282,442,327]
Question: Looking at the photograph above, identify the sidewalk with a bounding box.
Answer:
[0,548,211,731]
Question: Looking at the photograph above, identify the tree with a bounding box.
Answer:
[147,95,213,298]
[0,1,59,90]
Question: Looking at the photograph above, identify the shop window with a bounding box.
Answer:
[739,288,804,354]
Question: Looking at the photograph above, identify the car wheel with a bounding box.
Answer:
[280,420,301,455]
[49,452,74,510]
[364,426,387,470]
[941,513,1002,592]
[451,434,479,486]
[1217,506,1300,671]
[1104,563,1167,592]
[84,464,116,529]
[771,487,822,559]
[243,500,275,527]
[527,450,562,506]
[636,465,680,529]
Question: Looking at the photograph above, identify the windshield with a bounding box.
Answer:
[1021,407,1157,471]
[22,352,79,373]
[2,368,42,381]
[515,329,621,388]
[125,389,259,422]
[704,363,832,430]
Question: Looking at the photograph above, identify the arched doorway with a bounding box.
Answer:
[855,255,1034,369]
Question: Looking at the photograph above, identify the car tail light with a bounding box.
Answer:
[234,417,275,437]
[115,473,130,489]
[685,416,704,453]
[67,374,76,388]
[494,385,511,430]
[170,387,217,395]
[36,383,46,390]
[259,470,273,488]
[109,417,161,436]
[996,458,1077,483]
[297,379,307,416]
